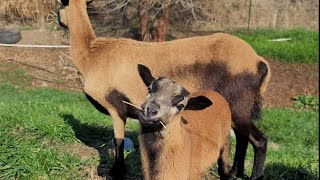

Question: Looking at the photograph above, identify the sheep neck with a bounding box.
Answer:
[66,0,96,76]
[141,117,191,180]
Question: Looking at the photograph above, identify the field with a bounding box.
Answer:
[0,83,318,179]
[0,28,319,179]
[232,29,319,64]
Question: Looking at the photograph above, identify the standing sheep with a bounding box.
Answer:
[137,64,232,180]
[58,0,270,179]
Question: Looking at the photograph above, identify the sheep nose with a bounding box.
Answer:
[145,103,159,117]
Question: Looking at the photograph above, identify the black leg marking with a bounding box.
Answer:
[229,131,249,179]
[106,89,139,119]
[109,138,126,180]
[249,124,268,180]
[105,89,140,179]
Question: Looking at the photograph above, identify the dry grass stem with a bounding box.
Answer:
[0,0,55,22]
[122,101,142,110]
[159,121,170,134]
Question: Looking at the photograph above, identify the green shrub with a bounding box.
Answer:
[292,94,319,111]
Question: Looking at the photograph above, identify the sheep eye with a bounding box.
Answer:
[176,104,184,111]
[172,95,184,107]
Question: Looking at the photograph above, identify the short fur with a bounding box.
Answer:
[139,90,232,180]
[58,0,271,179]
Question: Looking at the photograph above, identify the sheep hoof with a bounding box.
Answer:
[229,170,244,180]
[109,164,126,180]
[251,175,264,180]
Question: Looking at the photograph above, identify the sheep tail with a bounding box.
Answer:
[257,60,271,96]
[251,60,271,120]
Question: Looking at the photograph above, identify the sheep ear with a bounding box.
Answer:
[138,64,155,87]
[86,0,94,5]
[184,96,213,111]
[61,0,69,6]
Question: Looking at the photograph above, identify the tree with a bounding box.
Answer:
[87,0,211,42]
[140,0,170,42]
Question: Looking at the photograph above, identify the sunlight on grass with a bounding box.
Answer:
[0,84,318,179]
[0,84,142,178]
[239,108,319,179]
[231,29,319,64]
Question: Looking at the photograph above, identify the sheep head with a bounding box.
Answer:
[57,0,94,28]
[137,64,213,129]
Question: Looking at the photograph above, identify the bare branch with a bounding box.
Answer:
[0,58,55,74]
[88,0,130,15]
[140,0,211,21]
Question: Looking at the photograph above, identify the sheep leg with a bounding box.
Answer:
[108,108,127,179]
[229,130,248,179]
[248,124,268,180]
[218,135,230,180]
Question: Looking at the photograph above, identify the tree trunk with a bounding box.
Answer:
[153,0,170,42]
[140,0,150,42]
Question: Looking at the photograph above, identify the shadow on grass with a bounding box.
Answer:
[61,114,142,180]
[264,163,318,180]
[60,114,318,180]
[208,163,318,180]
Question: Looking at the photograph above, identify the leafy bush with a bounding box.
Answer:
[292,94,319,111]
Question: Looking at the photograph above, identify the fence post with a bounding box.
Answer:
[38,0,45,31]
[247,0,252,30]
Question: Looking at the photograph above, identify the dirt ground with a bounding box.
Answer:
[0,30,318,108]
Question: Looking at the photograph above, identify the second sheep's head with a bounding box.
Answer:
[137,64,213,130]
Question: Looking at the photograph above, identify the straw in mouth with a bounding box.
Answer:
[122,101,170,133]
[122,101,142,110]
[159,120,170,134]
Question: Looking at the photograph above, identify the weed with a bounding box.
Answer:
[292,94,319,111]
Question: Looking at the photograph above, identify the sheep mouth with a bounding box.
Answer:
[138,113,161,125]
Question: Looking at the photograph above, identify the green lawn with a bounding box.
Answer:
[231,28,319,64]
[0,83,318,179]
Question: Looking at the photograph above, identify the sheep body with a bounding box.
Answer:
[139,90,232,180]
[84,33,268,107]
[59,0,270,179]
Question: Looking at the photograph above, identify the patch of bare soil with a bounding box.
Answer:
[58,144,104,180]
[264,59,319,107]
[0,30,82,91]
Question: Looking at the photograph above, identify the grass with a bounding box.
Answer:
[0,83,141,179]
[0,64,34,87]
[0,83,318,179]
[292,94,319,111]
[231,28,319,64]
[242,108,319,179]
[18,25,37,31]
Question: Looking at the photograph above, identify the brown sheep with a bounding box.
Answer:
[58,0,271,179]
[137,64,232,180]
